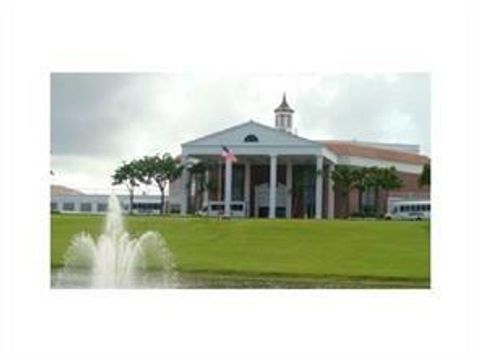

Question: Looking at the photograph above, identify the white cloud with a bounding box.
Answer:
[51,73,430,192]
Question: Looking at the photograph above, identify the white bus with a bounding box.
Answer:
[385,200,431,220]
[196,201,246,217]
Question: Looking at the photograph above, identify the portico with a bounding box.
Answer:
[180,120,337,219]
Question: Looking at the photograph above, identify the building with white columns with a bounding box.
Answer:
[171,95,430,219]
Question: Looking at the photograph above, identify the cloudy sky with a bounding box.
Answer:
[51,73,430,193]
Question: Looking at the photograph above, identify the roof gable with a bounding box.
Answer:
[182,120,318,148]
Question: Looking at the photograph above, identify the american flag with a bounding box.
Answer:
[221,146,237,162]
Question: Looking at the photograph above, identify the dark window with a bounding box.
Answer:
[132,202,161,211]
[232,165,244,201]
[360,189,376,215]
[80,203,92,212]
[51,202,58,211]
[62,202,75,211]
[231,204,243,211]
[211,204,225,211]
[244,134,259,143]
[97,203,107,212]
[361,189,375,208]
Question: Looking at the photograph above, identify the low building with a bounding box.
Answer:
[51,191,164,215]
[169,94,430,218]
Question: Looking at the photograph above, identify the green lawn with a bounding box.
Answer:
[51,215,430,287]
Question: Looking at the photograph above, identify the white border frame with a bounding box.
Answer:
[1,1,479,359]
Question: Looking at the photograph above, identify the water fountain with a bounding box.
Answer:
[56,195,178,288]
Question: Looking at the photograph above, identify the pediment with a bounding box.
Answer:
[182,120,319,148]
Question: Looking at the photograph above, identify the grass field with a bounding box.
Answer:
[51,215,430,287]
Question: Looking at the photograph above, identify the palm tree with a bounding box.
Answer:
[378,167,403,216]
[331,165,356,218]
[360,166,385,217]
[112,160,142,215]
[419,163,430,188]
[352,167,375,215]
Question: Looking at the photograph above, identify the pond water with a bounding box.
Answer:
[50,268,426,289]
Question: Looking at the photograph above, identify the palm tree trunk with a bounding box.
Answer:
[384,190,389,216]
[358,189,363,214]
[160,188,165,215]
[375,186,380,217]
[345,191,350,218]
[129,189,134,215]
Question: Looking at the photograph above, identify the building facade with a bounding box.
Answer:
[170,95,430,218]
[51,193,164,215]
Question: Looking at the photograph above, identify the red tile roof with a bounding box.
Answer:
[50,184,83,196]
[319,140,430,165]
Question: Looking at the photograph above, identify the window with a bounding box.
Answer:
[361,188,375,213]
[244,134,259,143]
[80,203,92,212]
[97,203,107,212]
[231,204,244,211]
[62,202,75,211]
[51,202,58,211]
[232,165,244,201]
[132,202,161,211]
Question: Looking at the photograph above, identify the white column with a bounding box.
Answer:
[327,163,335,219]
[203,169,209,207]
[315,155,324,219]
[224,158,233,217]
[286,160,293,218]
[244,162,251,217]
[269,154,277,219]
[180,157,189,216]
[218,161,222,201]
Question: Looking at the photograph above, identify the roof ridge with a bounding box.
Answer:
[317,140,428,158]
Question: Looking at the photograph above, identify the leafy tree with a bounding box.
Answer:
[419,163,430,188]
[138,153,183,214]
[112,160,142,215]
[331,165,357,217]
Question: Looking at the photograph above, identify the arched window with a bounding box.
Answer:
[244,134,259,143]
